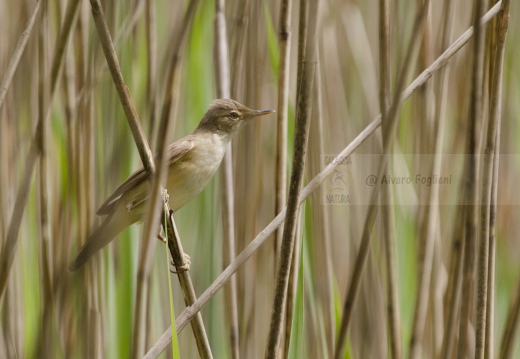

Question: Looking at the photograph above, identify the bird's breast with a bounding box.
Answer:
[167,134,227,210]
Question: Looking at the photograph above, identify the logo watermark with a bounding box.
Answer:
[321,154,471,205]
[365,174,453,187]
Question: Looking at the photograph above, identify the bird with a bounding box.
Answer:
[69,99,274,271]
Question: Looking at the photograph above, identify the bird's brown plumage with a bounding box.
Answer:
[69,99,274,271]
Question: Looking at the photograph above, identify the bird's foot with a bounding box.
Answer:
[162,189,169,204]
[170,254,191,273]
[157,233,166,243]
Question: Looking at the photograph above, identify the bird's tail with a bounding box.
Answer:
[69,213,123,271]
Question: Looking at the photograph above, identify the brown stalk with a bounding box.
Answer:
[145,0,157,146]
[378,0,402,358]
[477,0,511,358]
[142,0,158,351]
[408,1,450,357]
[432,2,458,359]
[278,1,305,356]
[34,0,54,356]
[485,122,498,359]
[265,0,319,356]
[274,0,292,280]
[303,57,334,357]
[213,0,240,358]
[457,0,487,356]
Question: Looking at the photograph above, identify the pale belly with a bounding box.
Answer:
[118,135,227,218]
[166,158,221,210]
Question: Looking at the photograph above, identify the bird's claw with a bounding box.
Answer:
[162,189,169,204]
[157,233,166,243]
[170,253,191,273]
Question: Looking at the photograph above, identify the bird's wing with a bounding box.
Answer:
[96,139,194,215]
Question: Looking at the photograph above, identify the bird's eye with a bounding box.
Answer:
[229,111,239,119]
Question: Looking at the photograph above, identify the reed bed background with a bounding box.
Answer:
[1,0,519,358]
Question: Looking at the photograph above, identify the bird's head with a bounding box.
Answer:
[195,99,274,138]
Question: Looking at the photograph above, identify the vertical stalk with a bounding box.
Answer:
[36,0,53,356]
[409,1,449,357]
[144,0,157,349]
[145,0,157,147]
[477,0,510,358]
[378,0,402,358]
[457,0,486,356]
[265,0,319,356]
[214,0,240,357]
[274,0,292,274]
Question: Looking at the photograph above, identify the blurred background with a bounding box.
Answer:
[0,0,519,358]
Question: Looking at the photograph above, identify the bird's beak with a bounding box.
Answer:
[252,109,276,117]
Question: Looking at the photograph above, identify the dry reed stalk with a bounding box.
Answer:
[144,0,158,349]
[213,0,240,357]
[408,0,449,356]
[274,0,292,274]
[265,0,318,355]
[145,0,157,146]
[477,0,511,358]
[433,2,457,358]
[378,0,402,358]
[34,0,53,355]
[304,56,334,357]
[457,0,487,356]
